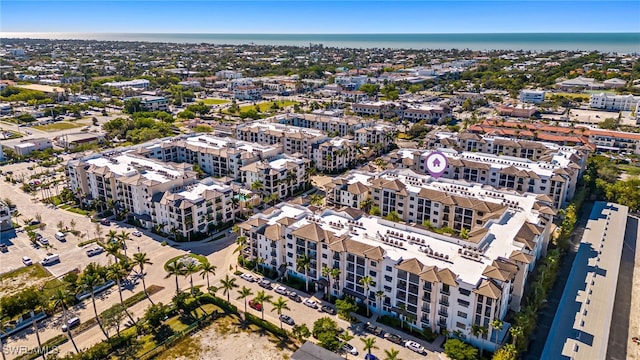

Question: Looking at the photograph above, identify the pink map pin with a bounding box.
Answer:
[425,151,448,178]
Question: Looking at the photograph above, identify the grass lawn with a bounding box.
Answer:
[199,98,230,105]
[33,122,82,131]
[164,253,210,270]
[228,100,299,115]
[545,93,591,101]
[63,206,92,216]
[0,263,50,283]
[619,164,640,176]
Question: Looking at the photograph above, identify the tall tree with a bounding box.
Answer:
[79,273,109,339]
[359,275,373,317]
[50,288,79,354]
[360,336,379,357]
[165,259,185,295]
[270,296,291,329]
[106,262,135,324]
[199,262,217,290]
[220,274,237,302]
[383,348,401,360]
[132,252,154,304]
[254,290,273,320]
[183,261,200,294]
[237,286,254,320]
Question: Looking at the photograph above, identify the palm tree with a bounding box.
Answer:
[133,252,153,304]
[510,325,523,347]
[106,229,118,245]
[95,223,103,242]
[471,324,488,358]
[237,286,253,320]
[251,180,265,196]
[220,274,237,302]
[359,275,373,317]
[383,348,401,360]
[254,290,273,320]
[117,231,131,257]
[375,290,385,320]
[359,197,374,213]
[106,262,135,324]
[490,318,504,344]
[360,337,379,357]
[79,273,109,339]
[69,219,77,233]
[50,288,79,354]
[105,242,121,263]
[233,235,248,266]
[270,296,290,328]
[296,254,311,293]
[330,268,341,299]
[200,262,217,290]
[309,194,324,206]
[165,259,186,295]
[183,261,200,294]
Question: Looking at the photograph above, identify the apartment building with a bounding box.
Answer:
[137,134,282,180]
[215,70,243,79]
[240,155,310,198]
[274,114,366,136]
[392,148,580,208]
[519,90,546,104]
[427,132,589,169]
[499,105,537,118]
[587,129,640,155]
[589,93,640,111]
[239,196,552,351]
[334,75,368,90]
[67,148,235,239]
[234,86,262,100]
[402,105,452,123]
[313,138,358,172]
[152,178,234,238]
[351,102,398,119]
[135,95,169,112]
[235,121,327,158]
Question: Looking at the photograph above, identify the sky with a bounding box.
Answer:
[1,1,639,34]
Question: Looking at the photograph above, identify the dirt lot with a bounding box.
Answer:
[157,315,295,360]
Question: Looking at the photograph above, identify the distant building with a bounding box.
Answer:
[178,80,201,89]
[603,78,627,89]
[0,201,12,232]
[215,70,243,79]
[103,79,150,89]
[556,77,604,90]
[234,86,262,100]
[589,93,640,111]
[55,133,106,149]
[12,138,52,157]
[499,105,537,118]
[519,90,546,104]
[334,75,368,90]
[133,95,168,112]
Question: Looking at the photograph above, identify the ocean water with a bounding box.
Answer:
[2,32,639,53]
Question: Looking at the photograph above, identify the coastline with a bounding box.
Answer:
[2,32,639,52]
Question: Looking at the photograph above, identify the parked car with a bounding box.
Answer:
[240,273,255,282]
[131,231,142,237]
[384,333,404,345]
[274,286,288,295]
[61,317,80,332]
[248,299,262,311]
[38,238,50,246]
[86,246,104,256]
[258,279,272,289]
[405,340,426,354]
[279,315,295,326]
[365,322,384,337]
[302,298,318,309]
[287,291,302,302]
[22,256,33,266]
[41,254,60,266]
[320,305,336,315]
[100,219,111,226]
[342,343,358,355]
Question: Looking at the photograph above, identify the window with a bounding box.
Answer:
[457,311,468,319]
[386,266,392,272]
[371,261,377,267]
[459,288,471,296]
[456,322,466,329]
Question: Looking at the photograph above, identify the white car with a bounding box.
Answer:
[38,238,50,246]
[302,298,318,309]
[342,343,358,355]
[274,286,288,295]
[22,256,33,266]
[405,340,426,354]
[240,273,255,282]
[86,246,104,257]
[131,231,142,237]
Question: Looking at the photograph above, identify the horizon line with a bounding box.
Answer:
[2,31,640,35]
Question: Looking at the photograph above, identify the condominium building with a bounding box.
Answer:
[589,93,640,111]
[240,155,310,198]
[351,102,396,118]
[234,86,262,100]
[313,138,358,172]
[0,200,12,232]
[67,147,235,239]
[392,148,580,208]
[134,95,168,112]
[236,121,327,158]
[215,70,243,79]
[136,134,282,180]
[427,132,589,167]
[402,105,451,123]
[354,124,396,148]
[274,114,367,136]
[239,195,553,351]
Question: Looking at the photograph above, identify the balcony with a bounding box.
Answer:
[421,306,430,313]
[439,299,449,307]
[270,251,277,257]
[438,319,447,327]
[422,295,431,302]
[438,310,448,317]
[440,289,450,296]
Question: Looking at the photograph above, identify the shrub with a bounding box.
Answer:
[245,312,288,338]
